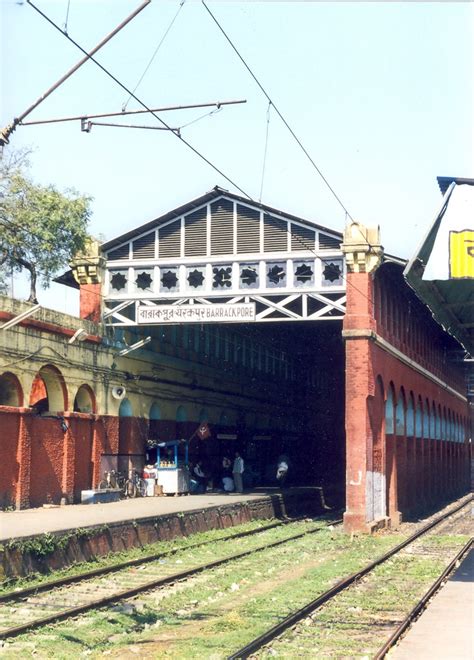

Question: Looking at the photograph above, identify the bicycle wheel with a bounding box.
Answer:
[137,478,147,497]
[116,474,126,494]
[124,479,136,498]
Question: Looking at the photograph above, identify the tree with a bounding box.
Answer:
[0,150,92,303]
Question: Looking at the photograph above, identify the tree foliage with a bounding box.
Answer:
[0,150,92,302]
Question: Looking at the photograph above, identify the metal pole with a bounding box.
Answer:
[0,0,150,146]
[20,100,246,126]
[85,121,180,133]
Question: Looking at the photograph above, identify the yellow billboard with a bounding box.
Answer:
[449,230,474,279]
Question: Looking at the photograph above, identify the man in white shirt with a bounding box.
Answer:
[232,452,244,493]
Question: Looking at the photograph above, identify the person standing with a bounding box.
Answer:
[233,451,244,493]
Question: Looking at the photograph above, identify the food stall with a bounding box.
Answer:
[155,439,190,495]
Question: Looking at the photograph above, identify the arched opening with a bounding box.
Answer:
[73,384,95,413]
[369,376,386,520]
[146,402,161,463]
[29,365,67,414]
[415,397,423,438]
[119,398,133,417]
[219,410,229,426]
[0,372,23,407]
[406,395,414,437]
[176,405,187,422]
[406,393,416,516]
[424,399,431,439]
[385,384,397,518]
[395,389,405,436]
[435,404,441,440]
[176,405,187,439]
[395,388,407,514]
[385,386,394,434]
[430,402,436,439]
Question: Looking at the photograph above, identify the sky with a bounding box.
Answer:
[1,0,472,313]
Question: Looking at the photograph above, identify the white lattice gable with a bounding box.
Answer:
[103,190,346,325]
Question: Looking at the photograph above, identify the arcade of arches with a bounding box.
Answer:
[0,221,471,532]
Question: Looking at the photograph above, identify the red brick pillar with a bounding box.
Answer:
[342,223,384,533]
[79,284,102,323]
[61,412,75,504]
[15,409,34,509]
[70,239,105,323]
[92,415,120,486]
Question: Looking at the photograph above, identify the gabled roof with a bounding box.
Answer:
[101,186,343,252]
[404,180,474,356]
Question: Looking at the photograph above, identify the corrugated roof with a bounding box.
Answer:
[101,186,343,252]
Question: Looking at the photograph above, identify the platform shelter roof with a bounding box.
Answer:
[101,186,347,325]
[404,178,474,357]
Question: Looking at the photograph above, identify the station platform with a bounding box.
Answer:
[0,488,297,543]
[390,545,473,660]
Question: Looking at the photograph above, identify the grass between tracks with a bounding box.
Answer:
[262,533,471,659]
[0,517,289,595]
[2,521,400,659]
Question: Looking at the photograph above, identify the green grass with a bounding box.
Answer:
[4,528,465,659]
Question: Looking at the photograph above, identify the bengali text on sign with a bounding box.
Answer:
[137,303,256,324]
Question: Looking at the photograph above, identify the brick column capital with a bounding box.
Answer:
[341,222,383,274]
[71,238,105,286]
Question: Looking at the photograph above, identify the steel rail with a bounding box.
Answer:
[227,496,473,660]
[374,537,473,660]
[0,515,329,603]
[0,520,337,640]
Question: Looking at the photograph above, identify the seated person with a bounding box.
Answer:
[222,475,234,492]
[193,460,208,493]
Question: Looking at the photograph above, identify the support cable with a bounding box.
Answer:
[0,0,151,148]
[26,0,252,200]
[177,105,221,131]
[122,0,186,111]
[202,0,355,223]
[259,101,271,203]
[202,1,379,255]
[63,0,71,34]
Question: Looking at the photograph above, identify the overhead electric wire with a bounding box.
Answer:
[122,0,186,111]
[202,0,355,224]
[26,0,252,200]
[63,0,71,34]
[10,1,377,311]
[259,101,271,203]
[201,1,380,258]
[0,0,152,148]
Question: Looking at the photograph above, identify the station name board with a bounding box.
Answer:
[137,303,256,324]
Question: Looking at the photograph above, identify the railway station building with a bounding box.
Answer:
[0,185,471,531]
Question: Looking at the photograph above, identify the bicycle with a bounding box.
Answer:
[98,470,126,491]
[124,469,147,498]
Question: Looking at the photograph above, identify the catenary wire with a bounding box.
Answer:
[26,0,252,200]
[200,2,379,257]
[63,0,71,34]
[10,2,377,310]
[122,0,186,111]
[259,101,271,203]
[202,0,355,224]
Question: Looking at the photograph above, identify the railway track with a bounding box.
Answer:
[228,496,472,659]
[0,515,340,641]
[374,537,473,659]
